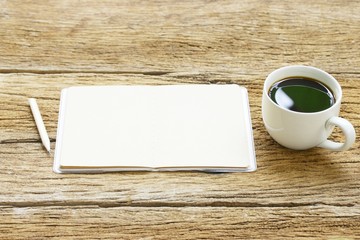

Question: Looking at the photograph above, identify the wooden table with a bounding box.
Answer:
[1,0,359,239]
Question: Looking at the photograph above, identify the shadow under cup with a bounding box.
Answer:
[262,65,355,151]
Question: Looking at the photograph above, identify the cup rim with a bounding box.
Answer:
[263,65,342,115]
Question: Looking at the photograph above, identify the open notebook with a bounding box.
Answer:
[53,84,256,173]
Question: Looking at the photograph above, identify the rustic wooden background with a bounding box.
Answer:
[0,0,359,239]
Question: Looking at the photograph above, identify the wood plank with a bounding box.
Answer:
[1,72,358,142]
[0,206,359,239]
[0,141,359,207]
[0,0,360,73]
[0,74,359,208]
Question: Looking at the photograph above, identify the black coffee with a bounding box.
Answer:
[268,77,335,113]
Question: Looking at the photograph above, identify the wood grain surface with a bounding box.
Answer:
[0,0,359,239]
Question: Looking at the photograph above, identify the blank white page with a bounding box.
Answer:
[54,84,255,170]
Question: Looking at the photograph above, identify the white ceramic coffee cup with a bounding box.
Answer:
[262,65,356,151]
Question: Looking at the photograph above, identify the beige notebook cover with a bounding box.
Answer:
[53,84,256,173]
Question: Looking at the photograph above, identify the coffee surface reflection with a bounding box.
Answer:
[268,77,335,113]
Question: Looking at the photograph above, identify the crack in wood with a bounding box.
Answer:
[0,138,56,144]
[0,201,355,208]
[0,69,173,76]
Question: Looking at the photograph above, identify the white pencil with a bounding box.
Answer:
[28,98,51,153]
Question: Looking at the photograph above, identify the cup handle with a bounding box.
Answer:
[317,116,356,151]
